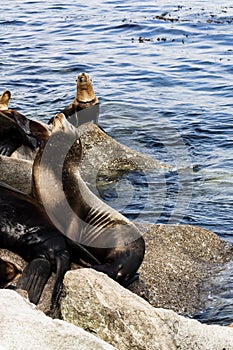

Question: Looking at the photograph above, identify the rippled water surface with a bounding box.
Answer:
[1,1,233,324]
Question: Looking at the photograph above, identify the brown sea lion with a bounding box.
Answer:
[49,72,99,127]
[0,257,22,288]
[0,90,11,110]
[0,108,51,158]
[0,181,102,306]
[63,72,99,113]
[33,113,145,286]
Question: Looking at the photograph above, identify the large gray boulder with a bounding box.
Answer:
[61,268,233,350]
[76,122,169,180]
[0,122,167,193]
[0,289,116,350]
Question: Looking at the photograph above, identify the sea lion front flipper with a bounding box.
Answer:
[0,136,23,156]
[51,250,71,308]
[16,258,52,304]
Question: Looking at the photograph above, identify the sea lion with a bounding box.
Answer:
[0,108,51,158]
[0,257,22,288]
[0,174,143,305]
[33,113,145,285]
[0,73,98,157]
[0,90,11,110]
[49,72,99,127]
[0,182,71,305]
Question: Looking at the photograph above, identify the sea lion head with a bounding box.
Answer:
[0,257,22,287]
[76,73,98,104]
[53,113,77,135]
[0,90,11,110]
[52,113,82,160]
[77,72,92,89]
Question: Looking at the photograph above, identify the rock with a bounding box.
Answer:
[0,155,32,194]
[0,122,168,193]
[0,289,116,350]
[60,268,233,350]
[1,223,232,316]
[130,223,233,315]
[77,122,169,181]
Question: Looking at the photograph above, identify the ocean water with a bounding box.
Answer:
[0,0,233,324]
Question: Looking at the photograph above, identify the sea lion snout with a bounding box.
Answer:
[77,72,92,84]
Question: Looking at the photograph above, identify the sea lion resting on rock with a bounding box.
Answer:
[0,109,51,158]
[64,72,99,114]
[49,72,99,127]
[0,89,51,159]
[33,113,145,285]
[0,115,145,305]
[0,73,98,157]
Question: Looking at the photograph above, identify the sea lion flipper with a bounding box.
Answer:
[51,250,71,308]
[16,258,52,304]
[0,137,22,156]
[120,272,140,287]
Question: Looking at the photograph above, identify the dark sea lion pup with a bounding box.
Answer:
[33,113,145,286]
[0,182,71,305]
[0,257,22,288]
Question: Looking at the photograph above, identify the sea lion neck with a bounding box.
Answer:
[32,113,82,203]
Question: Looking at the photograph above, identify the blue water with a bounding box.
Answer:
[1,1,233,324]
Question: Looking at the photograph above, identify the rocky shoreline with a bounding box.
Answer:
[1,223,233,349]
[0,122,232,348]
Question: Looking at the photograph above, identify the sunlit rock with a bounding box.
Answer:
[0,289,116,350]
[130,223,233,315]
[61,268,233,350]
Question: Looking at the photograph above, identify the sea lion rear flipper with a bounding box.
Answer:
[16,258,52,304]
